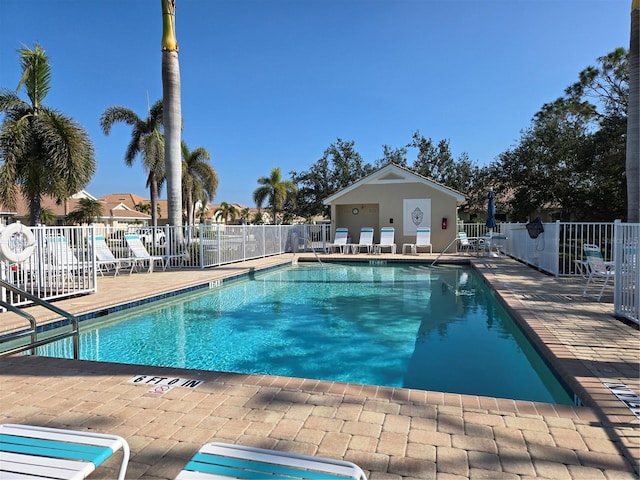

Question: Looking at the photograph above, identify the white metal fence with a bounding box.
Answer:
[0,225,97,307]
[461,220,639,325]
[2,222,635,325]
[613,222,639,325]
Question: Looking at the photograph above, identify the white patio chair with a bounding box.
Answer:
[176,442,367,480]
[457,232,476,254]
[375,227,396,254]
[582,243,615,301]
[124,234,167,273]
[415,227,433,253]
[91,235,138,276]
[0,423,129,480]
[356,227,374,253]
[327,228,349,254]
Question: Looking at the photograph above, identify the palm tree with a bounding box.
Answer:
[627,0,639,222]
[253,167,298,224]
[29,207,57,226]
[161,0,183,233]
[181,141,218,226]
[0,44,95,225]
[240,207,251,224]
[196,204,209,223]
[100,100,165,229]
[66,198,104,225]
[214,202,238,224]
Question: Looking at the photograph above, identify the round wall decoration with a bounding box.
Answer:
[352,208,359,215]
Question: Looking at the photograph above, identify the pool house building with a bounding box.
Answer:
[322,163,466,253]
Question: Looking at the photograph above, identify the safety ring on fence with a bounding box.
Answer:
[0,222,37,264]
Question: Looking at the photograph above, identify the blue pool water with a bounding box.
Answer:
[41,263,574,404]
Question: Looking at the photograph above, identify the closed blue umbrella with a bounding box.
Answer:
[486,190,497,230]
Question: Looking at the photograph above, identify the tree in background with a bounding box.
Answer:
[0,44,95,225]
[181,141,218,226]
[100,100,165,228]
[66,198,104,225]
[627,0,639,222]
[254,167,297,224]
[161,0,183,233]
[214,202,238,224]
[494,49,627,221]
[240,207,251,224]
[196,204,209,223]
[374,145,408,168]
[27,207,57,226]
[291,138,373,220]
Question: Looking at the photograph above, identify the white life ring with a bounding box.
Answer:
[0,223,37,263]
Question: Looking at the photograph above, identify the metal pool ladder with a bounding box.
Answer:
[0,279,79,359]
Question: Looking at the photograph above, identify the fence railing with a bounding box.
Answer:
[613,222,639,325]
[2,222,635,325]
[461,220,639,325]
[1,225,96,307]
[460,221,618,277]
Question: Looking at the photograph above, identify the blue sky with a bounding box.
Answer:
[0,0,630,206]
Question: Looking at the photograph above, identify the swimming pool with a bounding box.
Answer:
[39,263,574,404]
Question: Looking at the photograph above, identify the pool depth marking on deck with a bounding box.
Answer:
[129,374,204,395]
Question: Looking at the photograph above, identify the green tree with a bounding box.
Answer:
[161,0,183,233]
[135,202,151,214]
[181,141,218,226]
[374,145,408,168]
[196,204,209,223]
[100,100,165,228]
[29,207,57,226]
[290,138,372,219]
[66,197,104,225]
[494,49,628,221]
[253,167,297,224]
[0,44,95,225]
[240,207,251,224]
[214,202,238,224]
[627,0,639,222]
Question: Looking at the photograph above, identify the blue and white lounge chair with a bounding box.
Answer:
[375,227,396,254]
[0,423,130,480]
[356,227,374,253]
[91,235,138,276]
[124,234,166,273]
[176,442,367,479]
[328,228,350,254]
[582,243,615,301]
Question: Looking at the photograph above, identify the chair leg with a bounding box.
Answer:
[596,273,612,302]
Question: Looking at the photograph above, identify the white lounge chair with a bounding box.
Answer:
[124,234,166,273]
[403,227,432,254]
[45,235,86,287]
[0,423,130,480]
[582,243,615,301]
[328,228,349,254]
[457,232,476,254]
[356,227,374,253]
[375,227,396,254]
[91,235,137,276]
[175,442,367,480]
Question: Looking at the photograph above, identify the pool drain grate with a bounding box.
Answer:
[604,382,640,418]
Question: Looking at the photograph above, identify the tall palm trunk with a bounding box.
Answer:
[627,0,640,222]
[161,0,183,236]
[149,174,159,227]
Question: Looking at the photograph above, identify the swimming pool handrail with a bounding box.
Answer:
[431,235,461,266]
[0,278,79,359]
[304,237,323,264]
